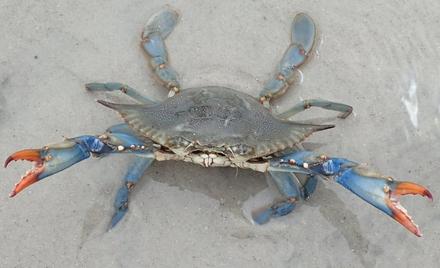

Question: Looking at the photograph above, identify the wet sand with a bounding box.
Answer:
[1,1,439,267]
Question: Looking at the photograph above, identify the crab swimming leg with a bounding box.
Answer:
[273,151,433,237]
[259,13,316,107]
[142,7,181,97]
[279,99,353,119]
[252,169,318,224]
[4,124,154,198]
[251,170,300,224]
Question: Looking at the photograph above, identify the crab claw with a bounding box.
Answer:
[336,166,432,237]
[5,149,45,197]
[4,137,102,197]
[274,150,432,236]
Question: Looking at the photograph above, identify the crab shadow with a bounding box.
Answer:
[305,182,381,267]
[78,154,382,268]
[142,160,379,267]
[146,160,267,216]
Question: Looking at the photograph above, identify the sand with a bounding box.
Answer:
[1,0,439,267]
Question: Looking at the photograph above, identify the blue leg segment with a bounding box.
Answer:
[103,123,154,152]
[252,200,297,225]
[85,82,156,104]
[142,7,181,96]
[252,171,301,224]
[5,124,154,197]
[259,13,316,106]
[302,175,318,200]
[271,150,433,236]
[278,99,353,119]
[110,156,154,228]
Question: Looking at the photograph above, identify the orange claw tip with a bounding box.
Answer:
[4,149,42,168]
[386,196,423,237]
[386,181,432,237]
[9,174,39,198]
[9,190,17,198]
[425,190,433,202]
[392,207,423,237]
[4,156,13,168]
[395,182,433,201]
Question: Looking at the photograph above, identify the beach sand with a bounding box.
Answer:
[1,1,439,267]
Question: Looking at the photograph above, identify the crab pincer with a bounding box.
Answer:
[336,167,433,237]
[5,149,45,197]
[4,127,153,199]
[276,151,433,236]
[4,138,100,197]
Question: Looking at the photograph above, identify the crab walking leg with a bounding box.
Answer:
[259,13,316,107]
[273,151,433,237]
[85,82,156,105]
[4,124,154,197]
[110,156,154,228]
[141,7,181,97]
[279,99,353,119]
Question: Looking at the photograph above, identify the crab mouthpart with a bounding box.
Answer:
[386,182,433,237]
[4,149,45,197]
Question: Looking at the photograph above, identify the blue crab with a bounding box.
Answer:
[5,7,432,236]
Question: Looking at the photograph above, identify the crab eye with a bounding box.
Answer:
[230,144,254,156]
